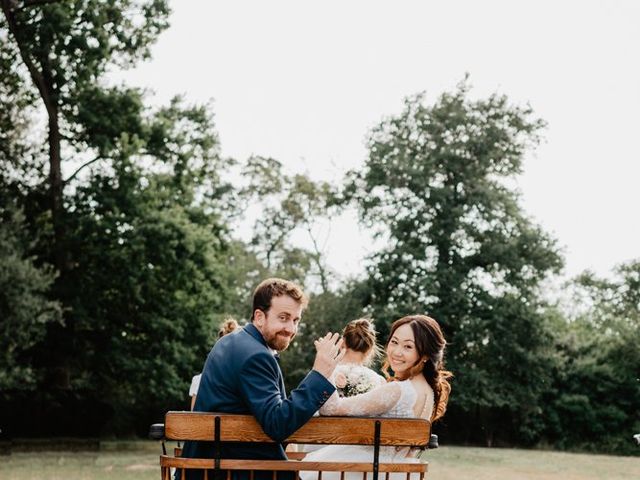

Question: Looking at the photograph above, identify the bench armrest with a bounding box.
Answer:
[149,423,165,440]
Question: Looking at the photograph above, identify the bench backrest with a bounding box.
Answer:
[165,411,431,447]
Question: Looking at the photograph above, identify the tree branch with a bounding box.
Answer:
[306,224,329,294]
[64,155,104,184]
[1,0,57,121]
[17,0,61,11]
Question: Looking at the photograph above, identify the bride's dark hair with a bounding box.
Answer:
[382,315,452,421]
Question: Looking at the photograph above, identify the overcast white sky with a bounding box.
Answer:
[114,0,639,284]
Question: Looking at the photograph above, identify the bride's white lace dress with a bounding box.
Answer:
[299,379,434,480]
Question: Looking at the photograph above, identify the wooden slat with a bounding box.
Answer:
[287,452,307,461]
[160,457,428,473]
[292,417,429,446]
[164,412,430,446]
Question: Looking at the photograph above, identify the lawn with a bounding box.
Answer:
[1,442,639,480]
[421,446,640,480]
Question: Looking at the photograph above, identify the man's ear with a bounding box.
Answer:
[253,309,265,327]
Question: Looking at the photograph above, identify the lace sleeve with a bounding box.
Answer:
[319,381,402,417]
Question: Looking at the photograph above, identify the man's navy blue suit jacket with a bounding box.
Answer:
[179,323,335,479]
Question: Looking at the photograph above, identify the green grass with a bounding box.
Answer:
[1,442,639,480]
[0,441,161,480]
[422,446,640,480]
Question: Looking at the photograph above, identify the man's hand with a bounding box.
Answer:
[312,332,345,380]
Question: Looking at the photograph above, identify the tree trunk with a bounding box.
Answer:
[48,108,66,272]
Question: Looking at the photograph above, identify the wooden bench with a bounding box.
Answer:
[150,411,437,480]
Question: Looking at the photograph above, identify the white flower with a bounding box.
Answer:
[335,365,379,397]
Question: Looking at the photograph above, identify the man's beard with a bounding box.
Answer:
[266,331,295,352]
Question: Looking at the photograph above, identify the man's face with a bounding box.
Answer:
[253,295,302,352]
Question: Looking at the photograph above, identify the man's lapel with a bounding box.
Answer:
[274,353,286,399]
[245,323,286,399]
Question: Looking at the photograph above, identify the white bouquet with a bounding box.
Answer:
[334,365,381,398]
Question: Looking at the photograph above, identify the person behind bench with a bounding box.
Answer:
[178,278,345,480]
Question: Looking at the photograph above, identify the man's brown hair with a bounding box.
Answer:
[251,278,308,321]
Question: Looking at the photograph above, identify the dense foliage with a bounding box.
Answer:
[542,263,640,454]
[1,3,637,454]
[347,80,564,446]
[0,200,62,392]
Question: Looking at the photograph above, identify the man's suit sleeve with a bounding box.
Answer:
[239,350,335,442]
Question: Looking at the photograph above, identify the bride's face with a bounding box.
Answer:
[385,324,420,376]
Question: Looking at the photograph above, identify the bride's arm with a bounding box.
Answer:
[319,381,402,416]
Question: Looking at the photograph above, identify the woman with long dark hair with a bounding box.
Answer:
[301,314,452,480]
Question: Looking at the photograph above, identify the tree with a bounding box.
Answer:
[1,2,242,434]
[241,156,339,293]
[0,90,235,435]
[348,78,563,445]
[1,0,170,271]
[55,160,229,433]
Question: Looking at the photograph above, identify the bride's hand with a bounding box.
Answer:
[312,332,345,380]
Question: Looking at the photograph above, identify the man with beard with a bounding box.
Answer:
[178,278,345,480]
